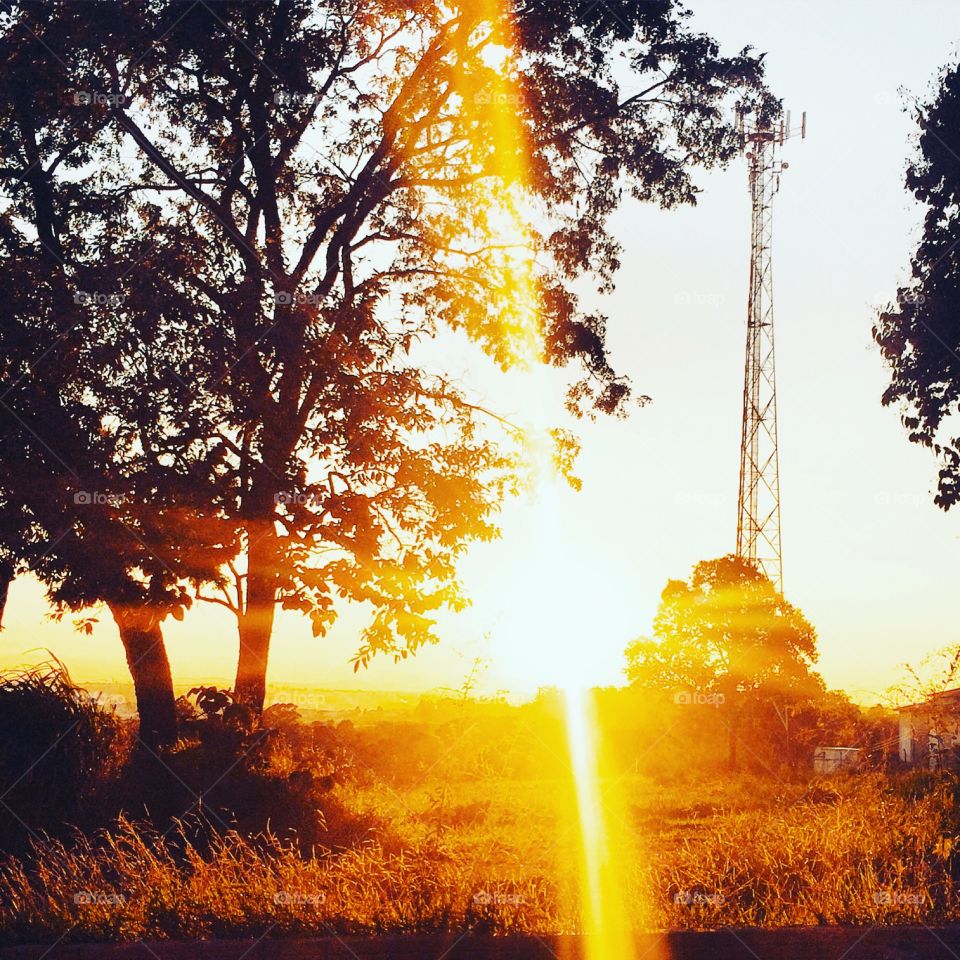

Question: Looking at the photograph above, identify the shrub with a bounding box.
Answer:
[112,689,386,854]
[0,659,123,854]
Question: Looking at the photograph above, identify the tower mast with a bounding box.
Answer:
[736,109,805,593]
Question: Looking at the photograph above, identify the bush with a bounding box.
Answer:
[0,675,388,858]
[0,660,123,854]
[107,688,387,854]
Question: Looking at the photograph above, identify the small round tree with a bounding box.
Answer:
[626,555,820,769]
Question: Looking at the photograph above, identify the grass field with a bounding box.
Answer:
[3,768,959,943]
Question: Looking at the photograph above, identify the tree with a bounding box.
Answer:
[625,556,820,769]
[874,60,960,509]
[785,691,895,771]
[2,0,774,715]
[0,5,236,747]
[118,0,774,712]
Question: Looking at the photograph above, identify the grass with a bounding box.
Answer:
[650,774,960,926]
[0,817,562,942]
[0,672,950,943]
[3,772,960,942]
[0,659,126,856]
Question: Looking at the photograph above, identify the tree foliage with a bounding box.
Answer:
[0,0,774,716]
[0,4,231,617]
[626,556,820,701]
[875,60,960,509]
[625,556,821,768]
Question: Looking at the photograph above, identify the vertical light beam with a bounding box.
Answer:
[564,686,635,960]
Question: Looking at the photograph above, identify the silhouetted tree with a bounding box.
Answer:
[1,0,775,715]
[121,0,774,712]
[0,6,235,746]
[875,60,960,509]
[625,556,820,769]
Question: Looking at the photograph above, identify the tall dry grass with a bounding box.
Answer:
[651,774,960,926]
[0,818,560,943]
[0,669,949,942]
[3,774,960,943]
[0,659,126,854]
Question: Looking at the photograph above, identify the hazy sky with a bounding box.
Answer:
[4,0,960,703]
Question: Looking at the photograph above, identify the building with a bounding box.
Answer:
[898,688,960,769]
[813,746,862,775]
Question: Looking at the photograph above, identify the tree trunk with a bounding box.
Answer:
[235,520,278,713]
[727,713,739,771]
[0,560,13,629]
[109,603,177,750]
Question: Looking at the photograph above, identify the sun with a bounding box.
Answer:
[483,470,629,694]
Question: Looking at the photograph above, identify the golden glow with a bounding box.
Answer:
[565,685,635,957]
[464,11,651,950]
[2,0,953,723]
[461,0,542,368]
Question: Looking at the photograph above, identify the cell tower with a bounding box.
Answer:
[736,108,805,593]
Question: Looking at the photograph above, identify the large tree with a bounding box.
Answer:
[875,60,960,508]
[625,555,820,768]
[1,0,774,716]
[0,5,236,746]
[120,0,774,712]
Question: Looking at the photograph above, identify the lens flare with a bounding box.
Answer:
[565,686,633,957]
[459,0,541,368]
[460,7,658,953]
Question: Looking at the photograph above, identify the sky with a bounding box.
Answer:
[3,0,960,703]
